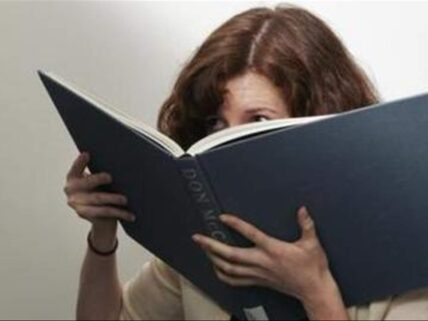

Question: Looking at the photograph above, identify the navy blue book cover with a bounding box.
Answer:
[39,70,428,320]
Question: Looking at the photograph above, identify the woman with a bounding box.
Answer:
[66,5,428,320]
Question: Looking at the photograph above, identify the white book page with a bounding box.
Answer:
[187,114,335,156]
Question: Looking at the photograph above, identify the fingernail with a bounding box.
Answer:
[219,214,232,221]
[300,206,309,218]
[192,235,201,242]
[130,215,136,222]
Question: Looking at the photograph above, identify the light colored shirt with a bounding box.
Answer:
[119,257,428,320]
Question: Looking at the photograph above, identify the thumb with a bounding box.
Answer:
[297,206,316,240]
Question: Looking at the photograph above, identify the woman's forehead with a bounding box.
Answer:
[221,71,287,113]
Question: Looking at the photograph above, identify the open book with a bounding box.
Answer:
[39,70,428,321]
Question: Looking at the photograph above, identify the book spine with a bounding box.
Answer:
[176,155,235,245]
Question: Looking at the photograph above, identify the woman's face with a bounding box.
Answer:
[207,71,290,133]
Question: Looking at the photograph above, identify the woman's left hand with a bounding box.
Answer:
[192,206,349,320]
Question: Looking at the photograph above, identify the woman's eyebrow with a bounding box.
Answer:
[244,107,279,114]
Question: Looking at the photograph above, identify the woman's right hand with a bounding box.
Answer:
[64,152,135,251]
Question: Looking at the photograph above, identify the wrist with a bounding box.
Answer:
[301,271,349,320]
[301,269,337,303]
[90,226,117,253]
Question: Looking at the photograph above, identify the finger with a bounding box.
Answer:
[192,234,261,265]
[67,152,90,180]
[297,206,316,240]
[74,205,135,222]
[64,172,112,194]
[206,252,265,280]
[213,267,260,287]
[219,214,273,249]
[68,192,128,207]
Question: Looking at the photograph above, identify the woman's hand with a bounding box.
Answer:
[64,152,135,251]
[192,207,349,320]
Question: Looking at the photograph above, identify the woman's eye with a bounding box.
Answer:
[252,115,269,122]
[205,116,226,134]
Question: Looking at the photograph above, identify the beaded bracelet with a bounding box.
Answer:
[87,230,119,256]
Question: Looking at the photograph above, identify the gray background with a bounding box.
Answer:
[0,1,427,319]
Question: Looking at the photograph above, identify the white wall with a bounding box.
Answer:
[0,1,427,319]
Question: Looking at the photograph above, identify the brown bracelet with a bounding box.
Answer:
[87,230,119,256]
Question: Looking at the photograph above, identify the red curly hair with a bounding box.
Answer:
[157,4,379,150]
